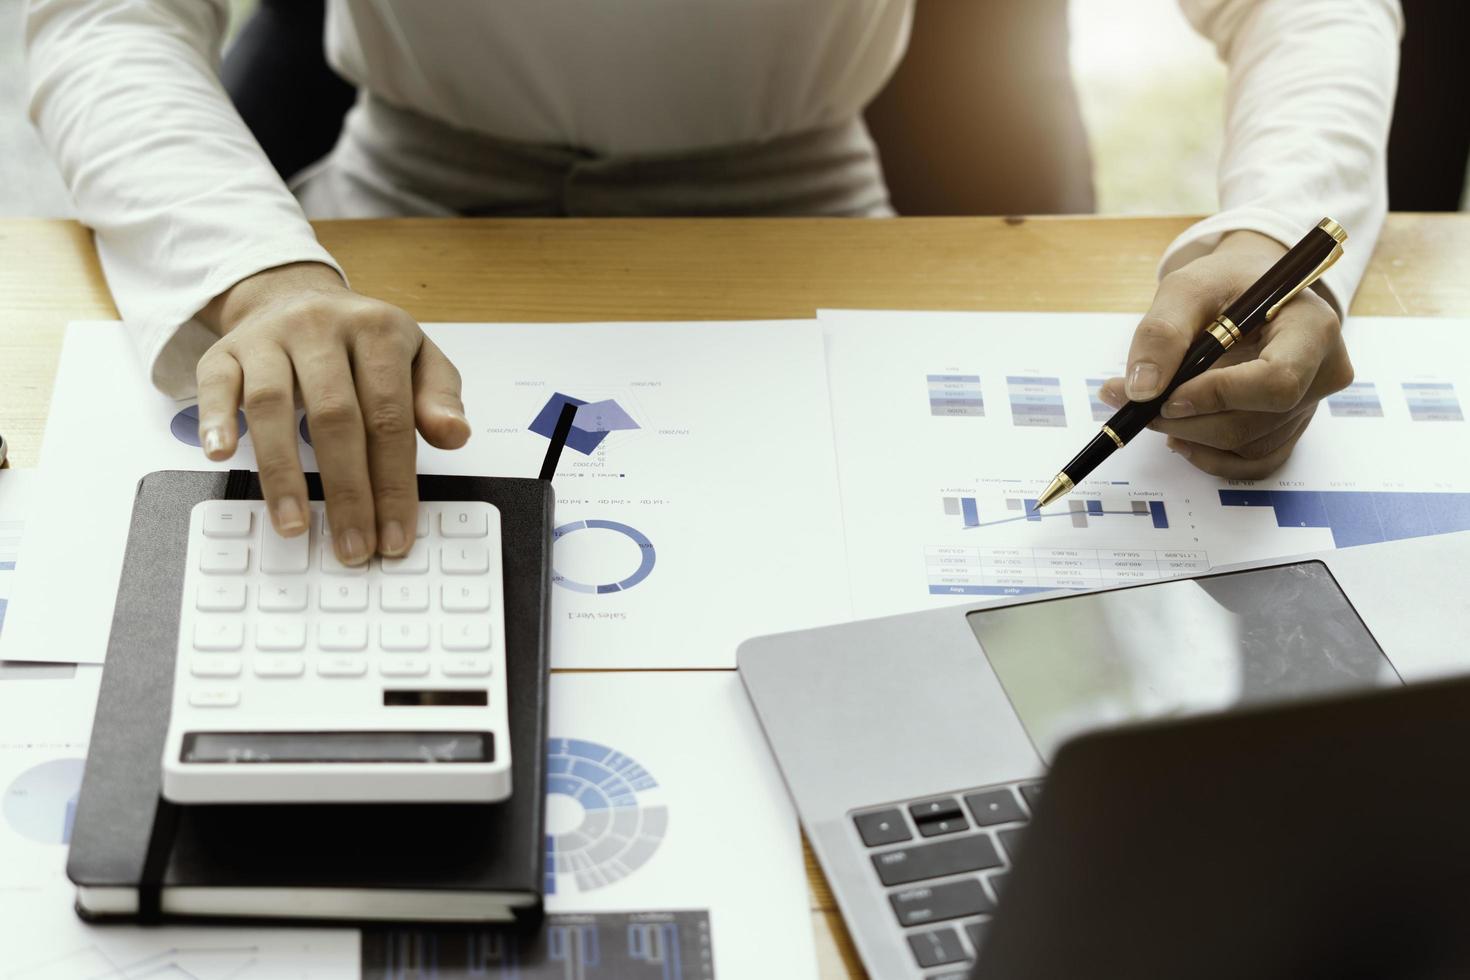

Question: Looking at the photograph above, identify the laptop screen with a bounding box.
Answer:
[966,561,1400,762]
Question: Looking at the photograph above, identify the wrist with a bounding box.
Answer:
[201,261,347,335]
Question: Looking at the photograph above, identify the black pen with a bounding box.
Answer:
[1036,217,1348,508]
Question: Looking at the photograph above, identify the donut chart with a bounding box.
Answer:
[169,405,248,448]
[3,757,85,845]
[544,738,667,895]
[551,520,657,594]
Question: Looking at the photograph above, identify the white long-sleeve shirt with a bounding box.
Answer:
[25,0,1403,398]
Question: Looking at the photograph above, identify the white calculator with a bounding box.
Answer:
[161,499,511,805]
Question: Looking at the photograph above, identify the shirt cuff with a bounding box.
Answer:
[130,243,348,400]
[1157,208,1353,320]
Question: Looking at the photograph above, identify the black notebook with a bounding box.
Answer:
[66,470,553,926]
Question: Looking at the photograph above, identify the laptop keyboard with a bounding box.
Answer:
[851,780,1041,976]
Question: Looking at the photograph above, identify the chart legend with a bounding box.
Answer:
[1403,381,1464,421]
[927,374,985,417]
[1007,376,1066,427]
[1327,382,1384,418]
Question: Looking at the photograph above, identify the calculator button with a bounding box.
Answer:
[318,657,367,678]
[318,621,369,651]
[381,545,430,575]
[321,545,368,575]
[442,621,491,651]
[320,580,369,612]
[256,620,307,652]
[381,621,430,651]
[441,544,489,575]
[189,689,240,708]
[415,510,430,538]
[260,525,310,574]
[382,581,430,612]
[197,581,247,612]
[259,582,308,612]
[202,502,253,538]
[190,656,242,678]
[254,656,305,678]
[381,657,430,677]
[441,583,491,612]
[200,541,249,574]
[442,655,493,677]
[193,620,244,651]
[440,506,488,538]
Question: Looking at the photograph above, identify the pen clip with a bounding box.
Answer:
[1265,237,1345,321]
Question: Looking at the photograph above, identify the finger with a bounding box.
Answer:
[1125,265,1239,401]
[196,347,243,461]
[1149,406,1304,452]
[1167,414,1312,479]
[412,337,471,450]
[236,345,309,536]
[1160,301,1345,418]
[294,346,376,564]
[351,329,420,557]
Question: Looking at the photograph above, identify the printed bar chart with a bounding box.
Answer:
[1218,489,1470,548]
[942,495,1168,531]
[1327,382,1384,418]
[1085,378,1113,421]
[1007,376,1066,427]
[927,374,985,417]
[1402,382,1464,422]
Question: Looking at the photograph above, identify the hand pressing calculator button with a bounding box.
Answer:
[161,500,510,805]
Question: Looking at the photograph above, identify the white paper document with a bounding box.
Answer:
[822,310,1470,618]
[5,321,852,666]
[0,469,37,638]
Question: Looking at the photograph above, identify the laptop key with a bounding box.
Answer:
[965,787,1026,826]
[873,834,1002,886]
[854,808,912,847]
[1018,781,1043,813]
[965,919,990,951]
[917,815,969,838]
[987,872,1008,898]
[890,877,994,927]
[910,796,965,823]
[907,926,968,968]
[997,827,1026,863]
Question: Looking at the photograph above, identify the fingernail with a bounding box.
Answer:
[202,427,226,458]
[1167,438,1193,460]
[274,495,306,534]
[1126,362,1161,400]
[380,520,407,556]
[1098,385,1123,409]
[340,528,369,564]
[1162,399,1195,419]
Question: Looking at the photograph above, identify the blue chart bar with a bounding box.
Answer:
[1085,378,1113,421]
[1023,499,1042,522]
[1327,382,1384,418]
[928,374,985,417]
[1402,382,1464,422]
[960,497,979,527]
[1149,501,1168,529]
[1218,489,1470,548]
[1007,376,1066,428]
[1086,500,1103,516]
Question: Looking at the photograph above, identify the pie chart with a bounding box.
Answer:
[3,757,85,845]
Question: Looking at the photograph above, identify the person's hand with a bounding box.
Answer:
[195,262,471,563]
[1099,230,1352,479]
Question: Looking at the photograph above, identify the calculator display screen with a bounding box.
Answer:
[181,731,493,763]
[966,561,1399,763]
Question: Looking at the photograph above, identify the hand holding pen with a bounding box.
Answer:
[1040,219,1351,505]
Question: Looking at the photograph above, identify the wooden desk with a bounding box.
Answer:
[3,214,1468,977]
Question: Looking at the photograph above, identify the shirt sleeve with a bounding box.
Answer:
[1169,0,1403,317]
[25,0,346,398]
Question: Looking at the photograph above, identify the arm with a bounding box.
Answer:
[1102,0,1402,478]
[26,0,468,560]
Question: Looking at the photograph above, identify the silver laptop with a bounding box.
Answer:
[738,532,1470,979]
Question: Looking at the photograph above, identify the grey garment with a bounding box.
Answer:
[293,94,895,219]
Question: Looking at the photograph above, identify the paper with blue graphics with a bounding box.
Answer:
[539,672,818,979]
[0,469,36,639]
[2,320,853,667]
[821,310,1470,618]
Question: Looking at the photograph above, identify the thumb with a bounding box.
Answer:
[412,337,471,449]
[1125,266,1237,401]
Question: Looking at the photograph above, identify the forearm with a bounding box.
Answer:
[25,0,342,396]
[1170,0,1403,315]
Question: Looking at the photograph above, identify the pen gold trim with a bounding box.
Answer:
[1036,474,1073,509]
[1101,425,1125,449]
[1265,218,1348,321]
